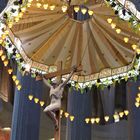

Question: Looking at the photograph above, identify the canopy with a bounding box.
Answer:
[10,0,140,76]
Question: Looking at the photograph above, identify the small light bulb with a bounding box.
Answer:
[28,95,33,100]
[104,116,109,122]
[95,118,100,123]
[85,118,90,124]
[116,28,121,34]
[74,6,80,13]
[135,102,139,108]
[124,37,129,43]
[88,10,93,16]
[40,101,45,106]
[132,44,137,50]
[124,110,129,116]
[90,118,95,124]
[119,112,124,118]
[8,68,13,74]
[64,112,69,118]
[70,116,74,121]
[3,60,8,66]
[81,8,87,15]
[107,18,112,24]
[49,5,55,10]
[34,98,39,103]
[17,85,22,90]
[111,23,116,29]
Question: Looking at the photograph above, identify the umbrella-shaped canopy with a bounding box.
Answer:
[10,0,140,76]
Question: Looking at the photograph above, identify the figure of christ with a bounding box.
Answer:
[43,66,77,130]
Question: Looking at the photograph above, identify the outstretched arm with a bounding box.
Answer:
[43,77,52,89]
[60,66,76,87]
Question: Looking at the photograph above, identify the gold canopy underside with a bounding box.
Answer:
[11,1,140,76]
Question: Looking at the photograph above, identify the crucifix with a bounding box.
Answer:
[37,62,82,140]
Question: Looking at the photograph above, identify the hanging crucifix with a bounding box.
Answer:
[37,62,82,140]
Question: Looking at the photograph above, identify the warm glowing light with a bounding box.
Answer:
[15,79,19,85]
[132,44,137,50]
[88,10,93,16]
[34,98,39,103]
[8,68,13,74]
[104,116,109,122]
[74,6,80,13]
[124,110,129,116]
[81,8,87,14]
[43,4,48,9]
[116,28,121,34]
[36,3,42,8]
[21,7,26,12]
[136,49,140,54]
[3,60,8,66]
[60,110,63,115]
[70,116,75,121]
[95,118,100,123]
[28,0,33,2]
[90,118,95,124]
[61,5,68,12]
[64,112,69,118]
[111,23,116,29]
[0,39,3,44]
[119,112,124,118]
[15,17,19,23]
[0,50,3,56]
[85,118,90,124]
[113,114,119,120]
[27,2,31,7]
[1,55,6,61]
[138,93,140,98]
[40,101,45,106]
[17,85,22,90]
[8,22,13,28]
[107,18,112,24]
[124,37,129,43]
[12,75,17,81]
[28,95,33,100]
[4,30,9,35]
[18,12,23,18]
[135,102,139,108]
[136,97,140,102]
[2,34,6,40]
[49,5,55,10]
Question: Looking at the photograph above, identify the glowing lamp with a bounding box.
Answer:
[28,95,33,100]
[43,4,48,9]
[88,10,93,16]
[0,39,3,44]
[81,8,87,15]
[124,110,129,116]
[74,6,80,13]
[95,118,100,123]
[132,44,137,50]
[111,23,116,29]
[18,12,23,18]
[4,30,9,35]
[28,0,33,2]
[116,28,121,34]
[107,18,112,24]
[113,114,119,120]
[8,22,13,28]
[61,5,67,13]
[136,49,140,54]
[36,3,42,8]
[60,109,63,115]
[0,50,3,56]
[104,116,109,122]
[1,55,6,61]
[135,102,139,108]
[8,68,13,74]
[49,5,55,10]
[119,112,124,118]
[70,116,75,121]
[138,93,140,98]
[12,75,17,81]
[40,101,45,106]
[3,60,8,66]
[85,118,90,124]
[17,85,22,90]
[136,97,140,102]
[124,37,129,43]
[90,118,95,124]
[27,2,31,7]
[64,112,69,118]
[15,17,19,22]
[34,98,39,103]
[15,79,19,85]
[2,34,6,40]
[21,7,26,12]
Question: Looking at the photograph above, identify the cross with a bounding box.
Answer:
[36,62,82,140]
